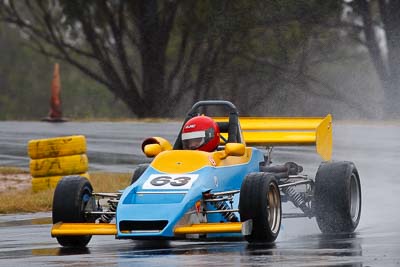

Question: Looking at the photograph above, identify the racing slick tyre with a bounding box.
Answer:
[314,161,361,233]
[239,172,282,243]
[52,175,96,247]
[28,135,86,159]
[130,164,149,185]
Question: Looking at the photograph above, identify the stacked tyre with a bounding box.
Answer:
[28,135,90,192]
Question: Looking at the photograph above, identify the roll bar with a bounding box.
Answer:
[187,100,239,116]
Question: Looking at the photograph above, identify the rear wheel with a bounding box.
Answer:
[314,161,361,233]
[239,172,281,243]
[52,175,96,247]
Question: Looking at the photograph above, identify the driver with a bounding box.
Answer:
[181,115,220,152]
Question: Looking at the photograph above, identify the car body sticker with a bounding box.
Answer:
[142,174,199,190]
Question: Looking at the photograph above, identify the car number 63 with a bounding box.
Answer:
[150,176,191,186]
[143,174,199,189]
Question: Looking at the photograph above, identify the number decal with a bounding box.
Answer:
[150,176,171,186]
[170,176,191,186]
[143,174,199,189]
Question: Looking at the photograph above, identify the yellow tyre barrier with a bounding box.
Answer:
[32,173,90,192]
[28,135,86,160]
[31,176,50,192]
[30,154,89,178]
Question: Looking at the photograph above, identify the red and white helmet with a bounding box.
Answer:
[181,116,220,152]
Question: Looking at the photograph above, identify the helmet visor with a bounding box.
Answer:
[182,131,206,150]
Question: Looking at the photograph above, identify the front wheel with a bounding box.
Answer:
[239,172,282,243]
[52,175,96,247]
[313,161,361,233]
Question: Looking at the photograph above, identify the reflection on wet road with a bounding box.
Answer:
[1,215,399,266]
[1,121,400,266]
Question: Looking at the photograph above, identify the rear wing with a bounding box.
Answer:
[214,114,332,161]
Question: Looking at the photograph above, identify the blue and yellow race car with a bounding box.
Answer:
[51,100,361,247]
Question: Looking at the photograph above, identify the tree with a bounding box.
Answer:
[0,21,131,120]
[0,0,251,117]
[0,0,350,118]
[346,0,400,118]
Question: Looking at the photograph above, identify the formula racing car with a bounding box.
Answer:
[51,100,361,247]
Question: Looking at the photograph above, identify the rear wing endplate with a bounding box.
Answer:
[215,114,332,161]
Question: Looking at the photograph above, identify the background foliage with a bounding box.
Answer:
[0,0,397,120]
[0,23,131,119]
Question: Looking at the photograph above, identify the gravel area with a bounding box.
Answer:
[0,173,31,193]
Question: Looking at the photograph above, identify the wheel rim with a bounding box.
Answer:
[267,182,281,234]
[349,173,361,223]
[81,188,92,216]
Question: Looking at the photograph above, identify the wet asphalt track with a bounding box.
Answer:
[1,120,400,266]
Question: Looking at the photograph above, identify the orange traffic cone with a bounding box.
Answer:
[42,63,67,122]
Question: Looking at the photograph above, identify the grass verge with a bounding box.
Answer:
[0,171,131,214]
[0,166,30,175]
